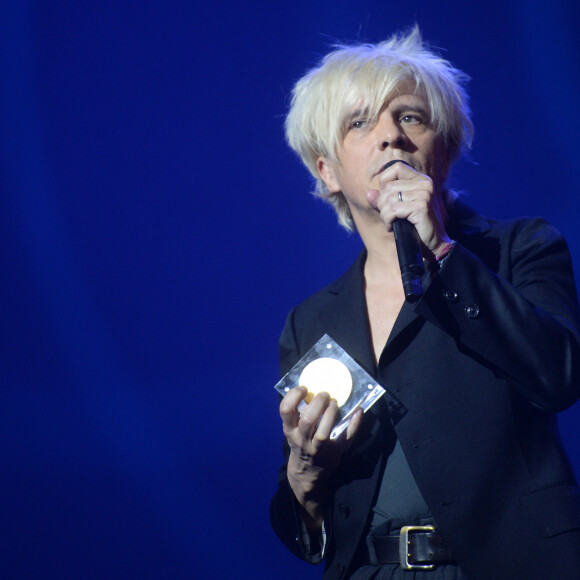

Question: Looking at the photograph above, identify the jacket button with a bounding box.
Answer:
[443,289,459,302]
[465,304,480,318]
[338,503,350,518]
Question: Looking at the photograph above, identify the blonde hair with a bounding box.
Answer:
[285,26,474,230]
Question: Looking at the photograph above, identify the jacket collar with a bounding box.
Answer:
[446,199,492,238]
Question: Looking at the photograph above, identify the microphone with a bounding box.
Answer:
[382,160,424,302]
[393,218,424,302]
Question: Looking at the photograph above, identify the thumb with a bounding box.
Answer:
[366,189,380,210]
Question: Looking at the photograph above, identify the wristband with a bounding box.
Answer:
[435,240,456,262]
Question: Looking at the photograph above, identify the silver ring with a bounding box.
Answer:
[398,191,403,202]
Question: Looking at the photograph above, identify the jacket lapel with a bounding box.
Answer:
[323,252,376,374]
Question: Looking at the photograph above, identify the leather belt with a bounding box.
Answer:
[371,525,455,570]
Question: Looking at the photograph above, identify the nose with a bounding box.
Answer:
[376,112,405,150]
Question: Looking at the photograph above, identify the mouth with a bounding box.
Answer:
[378,159,412,175]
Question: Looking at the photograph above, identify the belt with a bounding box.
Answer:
[371,525,455,570]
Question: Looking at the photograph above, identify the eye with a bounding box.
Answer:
[350,118,369,130]
[400,113,424,125]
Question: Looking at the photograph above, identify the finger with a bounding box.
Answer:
[378,161,431,196]
[381,179,432,206]
[373,180,420,213]
[378,159,420,188]
[373,191,407,231]
[381,184,434,230]
[345,407,364,440]
[297,391,332,439]
[280,386,307,431]
[312,398,340,442]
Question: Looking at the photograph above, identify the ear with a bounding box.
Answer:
[317,157,341,193]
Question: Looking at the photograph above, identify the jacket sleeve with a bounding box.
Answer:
[269,307,327,564]
[416,217,580,412]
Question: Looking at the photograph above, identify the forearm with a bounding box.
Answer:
[286,453,329,534]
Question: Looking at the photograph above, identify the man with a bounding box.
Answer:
[270,27,580,579]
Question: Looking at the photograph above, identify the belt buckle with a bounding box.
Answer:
[399,525,436,571]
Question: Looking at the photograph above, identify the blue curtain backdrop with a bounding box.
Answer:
[1,1,579,578]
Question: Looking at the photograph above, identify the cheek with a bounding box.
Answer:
[423,137,448,181]
[433,144,450,182]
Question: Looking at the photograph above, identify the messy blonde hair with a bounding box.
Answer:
[285,26,473,230]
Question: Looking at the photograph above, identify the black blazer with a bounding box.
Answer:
[271,202,580,579]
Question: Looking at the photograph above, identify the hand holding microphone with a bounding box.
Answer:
[371,159,425,302]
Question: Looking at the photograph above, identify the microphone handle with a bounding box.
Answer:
[393,218,424,302]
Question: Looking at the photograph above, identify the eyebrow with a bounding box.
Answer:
[391,103,430,119]
[343,108,370,123]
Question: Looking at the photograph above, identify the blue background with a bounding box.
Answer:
[1,1,579,578]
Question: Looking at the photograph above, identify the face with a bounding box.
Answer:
[317,83,450,219]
